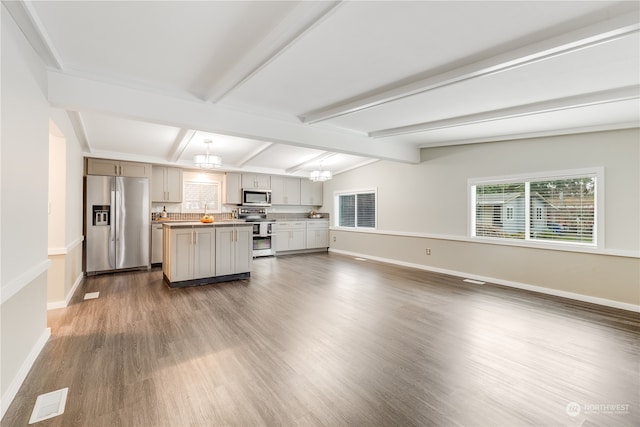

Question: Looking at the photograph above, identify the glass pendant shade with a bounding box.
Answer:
[194,139,221,169]
[309,170,332,182]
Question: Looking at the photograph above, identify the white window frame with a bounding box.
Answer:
[469,168,604,249]
[334,188,378,230]
[182,172,223,214]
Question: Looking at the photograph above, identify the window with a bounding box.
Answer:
[471,170,600,246]
[182,173,222,213]
[335,189,377,229]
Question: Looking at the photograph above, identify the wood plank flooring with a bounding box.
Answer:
[3,252,639,426]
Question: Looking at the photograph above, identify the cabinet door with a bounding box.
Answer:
[165,167,183,202]
[242,174,270,189]
[283,177,301,205]
[234,226,252,274]
[169,229,194,282]
[225,173,242,204]
[86,158,119,176]
[194,228,215,279]
[290,229,306,251]
[120,161,151,178]
[215,227,234,276]
[300,180,323,206]
[306,221,329,248]
[270,176,285,205]
[256,174,271,189]
[276,229,291,252]
[151,167,166,202]
[315,230,329,248]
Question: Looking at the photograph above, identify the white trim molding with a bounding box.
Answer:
[47,272,84,311]
[329,248,640,313]
[48,236,84,256]
[1,260,51,304]
[0,328,51,418]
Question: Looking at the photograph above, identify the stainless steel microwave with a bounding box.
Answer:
[242,188,271,206]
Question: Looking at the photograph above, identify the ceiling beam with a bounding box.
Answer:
[300,10,640,124]
[47,70,420,163]
[370,85,640,138]
[167,129,196,163]
[285,152,336,174]
[2,0,64,69]
[234,142,274,167]
[66,111,91,152]
[205,1,343,103]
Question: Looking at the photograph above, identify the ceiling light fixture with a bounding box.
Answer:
[194,139,221,169]
[309,162,332,182]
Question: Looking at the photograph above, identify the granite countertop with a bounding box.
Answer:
[161,220,250,228]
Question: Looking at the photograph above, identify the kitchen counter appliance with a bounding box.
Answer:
[85,175,150,274]
[238,207,276,257]
[242,188,271,207]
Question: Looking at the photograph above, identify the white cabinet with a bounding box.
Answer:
[275,221,306,252]
[151,166,182,202]
[306,220,329,249]
[224,173,242,205]
[300,180,323,206]
[164,227,216,282]
[86,158,151,178]
[242,173,270,189]
[215,226,252,276]
[271,176,301,205]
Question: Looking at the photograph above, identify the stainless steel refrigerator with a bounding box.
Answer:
[85,175,150,274]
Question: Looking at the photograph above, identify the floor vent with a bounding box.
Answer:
[84,292,100,300]
[463,279,485,285]
[29,388,68,424]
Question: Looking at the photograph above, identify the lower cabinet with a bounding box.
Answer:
[306,221,329,249]
[163,224,251,286]
[166,227,216,282]
[215,226,252,276]
[276,221,307,252]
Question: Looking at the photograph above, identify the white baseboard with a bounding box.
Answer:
[1,328,51,418]
[329,248,640,313]
[47,272,84,311]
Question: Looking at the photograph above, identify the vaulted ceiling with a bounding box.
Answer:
[5,1,639,177]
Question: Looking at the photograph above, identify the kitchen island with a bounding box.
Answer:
[162,221,252,288]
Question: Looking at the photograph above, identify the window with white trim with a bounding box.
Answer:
[335,189,377,229]
[470,170,600,246]
[182,173,222,213]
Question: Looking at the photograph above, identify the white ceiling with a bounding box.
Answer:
[5,0,639,177]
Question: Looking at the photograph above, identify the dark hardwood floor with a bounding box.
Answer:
[3,252,639,426]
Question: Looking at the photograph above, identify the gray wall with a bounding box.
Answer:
[324,129,640,307]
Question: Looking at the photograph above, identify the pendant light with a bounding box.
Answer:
[194,139,221,169]
[309,162,332,182]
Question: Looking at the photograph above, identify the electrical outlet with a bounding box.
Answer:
[425,248,431,255]
[333,236,337,242]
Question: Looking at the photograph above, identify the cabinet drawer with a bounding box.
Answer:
[306,220,329,229]
[276,221,306,230]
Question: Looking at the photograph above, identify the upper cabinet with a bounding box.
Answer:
[224,173,242,205]
[86,158,151,178]
[242,173,270,189]
[300,180,323,206]
[271,176,301,205]
[151,166,182,203]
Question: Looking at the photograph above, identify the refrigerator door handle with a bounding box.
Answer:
[109,186,116,269]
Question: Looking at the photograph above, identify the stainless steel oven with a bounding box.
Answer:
[238,207,276,257]
[251,221,276,257]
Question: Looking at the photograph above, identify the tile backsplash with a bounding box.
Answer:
[151,212,233,221]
